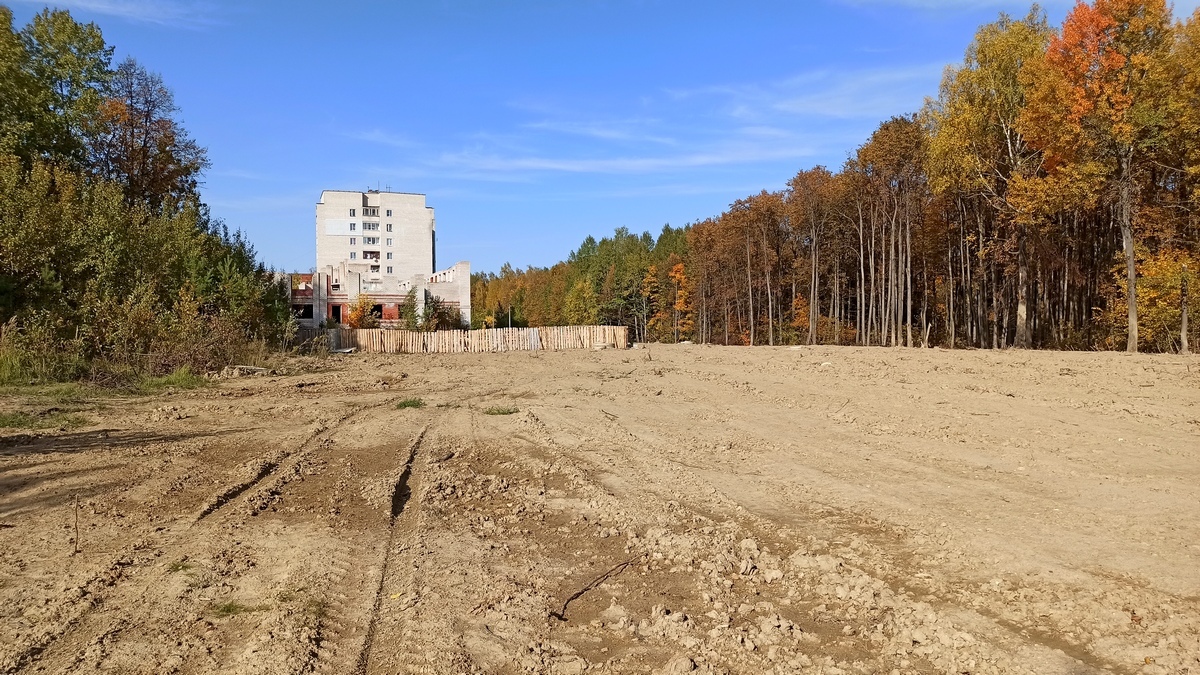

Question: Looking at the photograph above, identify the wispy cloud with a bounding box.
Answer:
[432,142,818,175]
[522,119,677,145]
[9,0,216,27]
[670,64,943,121]
[339,62,941,184]
[344,129,418,148]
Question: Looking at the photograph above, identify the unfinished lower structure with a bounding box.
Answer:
[288,189,471,328]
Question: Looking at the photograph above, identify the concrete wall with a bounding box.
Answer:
[290,261,471,329]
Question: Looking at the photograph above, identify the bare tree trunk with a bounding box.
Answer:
[948,235,955,349]
[833,257,841,345]
[868,217,877,345]
[1183,264,1190,355]
[746,232,755,346]
[1120,149,1138,353]
[809,232,819,345]
[857,206,866,345]
[767,268,774,347]
[1016,231,1030,348]
[905,216,913,348]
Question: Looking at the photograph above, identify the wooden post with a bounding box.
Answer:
[1183,264,1190,355]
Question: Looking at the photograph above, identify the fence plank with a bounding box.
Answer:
[296,326,627,354]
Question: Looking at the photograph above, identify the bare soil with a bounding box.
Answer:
[1,345,1198,675]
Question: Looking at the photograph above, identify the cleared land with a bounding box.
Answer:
[1,345,1198,675]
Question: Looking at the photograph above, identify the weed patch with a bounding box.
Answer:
[212,601,259,618]
[396,398,425,409]
[140,366,207,391]
[483,406,519,416]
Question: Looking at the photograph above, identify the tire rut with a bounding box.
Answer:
[9,395,405,675]
[309,424,429,675]
[195,397,402,522]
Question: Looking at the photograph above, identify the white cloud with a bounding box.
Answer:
[344,129,417,148]
[522,119,677,146]
[670,64,943,121]
[432,141,817,175]
[9,0,215,27]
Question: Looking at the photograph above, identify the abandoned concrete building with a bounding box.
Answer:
[289,190,471,328]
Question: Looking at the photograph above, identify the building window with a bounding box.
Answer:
[363,223,379,231]
[370,265,380,272]
[350,252,356,260]
[364,237,379,245]
[386,238,392,246]
[386,209,392,217]
[385,252,392,260]
[386,266,393,274]
[386,224,392,232]
[350,237,356,245]
[350,223,356,231]
[350,209,355,217]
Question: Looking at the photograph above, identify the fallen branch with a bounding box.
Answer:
[550,558,637,622]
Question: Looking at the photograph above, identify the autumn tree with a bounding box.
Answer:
[929,9,1054,347]
[469,2,1198,354]
[345,294,379,329]
[1021,0,1174,351]
[88,58,209,209]
[668,262,693,342]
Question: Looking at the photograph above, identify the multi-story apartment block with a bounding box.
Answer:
[290,189,471,328]
[316,190,435,284]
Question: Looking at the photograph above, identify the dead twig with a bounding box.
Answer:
[601,409,619,421]
[550,558,637,622]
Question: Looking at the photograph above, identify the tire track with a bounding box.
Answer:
[195,396,403,522]
[351,425,427,674]
[305,425,428,675]
[9,395,404,674]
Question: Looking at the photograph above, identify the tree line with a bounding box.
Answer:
[473,0,1199,352]
[0,6,290,382]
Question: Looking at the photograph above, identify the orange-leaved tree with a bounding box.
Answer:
[345,294,379,329]
[668,262,694,342]
[1020,0,1174,352]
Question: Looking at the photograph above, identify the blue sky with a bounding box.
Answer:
[9,0,1200,273]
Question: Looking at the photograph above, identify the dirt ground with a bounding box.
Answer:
[1,345,1198,675]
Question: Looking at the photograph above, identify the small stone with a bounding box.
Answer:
[657,655,696,674]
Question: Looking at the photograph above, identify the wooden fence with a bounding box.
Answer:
[294,325,628,354]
